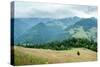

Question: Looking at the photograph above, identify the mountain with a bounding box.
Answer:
[74,17,97,30]
[65,17,97,41]
[46,16,80,29]
[15,22,67,44]
[14,17,97,44]
[13,17,80,39]
[13,18,37,39]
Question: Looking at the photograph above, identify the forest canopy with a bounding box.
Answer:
[16,38,97,52]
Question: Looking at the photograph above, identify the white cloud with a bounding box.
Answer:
[13,1,97,18]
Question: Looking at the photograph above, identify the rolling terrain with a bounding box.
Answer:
[13,46,97,66]
[12,17,97,66]
[14,17,97,44]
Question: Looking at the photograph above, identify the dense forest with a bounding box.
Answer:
[16,38,97,52]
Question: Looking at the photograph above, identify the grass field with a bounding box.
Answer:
[12,46,97,66]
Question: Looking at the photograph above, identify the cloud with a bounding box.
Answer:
[14,1,97,18]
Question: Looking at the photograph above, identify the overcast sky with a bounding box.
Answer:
[13,1,97,18]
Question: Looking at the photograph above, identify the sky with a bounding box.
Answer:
[12,1,97,18]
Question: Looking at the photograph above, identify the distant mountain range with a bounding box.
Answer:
[12,17,97,44]
[65,17,97,41]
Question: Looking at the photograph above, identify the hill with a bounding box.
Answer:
[13,17,80,44]
[65,17,97,41]
[12,46,97,66]
[14,17,97,44]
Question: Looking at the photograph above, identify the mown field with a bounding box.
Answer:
[12,46,97,66]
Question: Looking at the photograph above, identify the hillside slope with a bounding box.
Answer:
[13,46,97,65]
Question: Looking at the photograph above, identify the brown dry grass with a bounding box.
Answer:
[13,46,97,65]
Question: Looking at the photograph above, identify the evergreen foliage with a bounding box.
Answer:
[16,38,97,52]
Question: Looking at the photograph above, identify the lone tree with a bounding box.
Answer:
[77,51,80,56]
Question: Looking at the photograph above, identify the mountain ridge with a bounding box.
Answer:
[13,17,97,44]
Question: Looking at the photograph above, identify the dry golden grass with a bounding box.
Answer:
[13,46,97,65]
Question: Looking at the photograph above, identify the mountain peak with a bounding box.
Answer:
[35,22,46,27]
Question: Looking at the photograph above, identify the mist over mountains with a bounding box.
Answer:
[13,16,97,44]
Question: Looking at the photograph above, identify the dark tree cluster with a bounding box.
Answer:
[16,38,97,52]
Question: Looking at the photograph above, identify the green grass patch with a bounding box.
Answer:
[14,48,48,66]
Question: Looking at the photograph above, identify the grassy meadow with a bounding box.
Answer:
[12,46,97,66]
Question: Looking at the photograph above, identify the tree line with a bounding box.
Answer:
[16,38,97,52]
